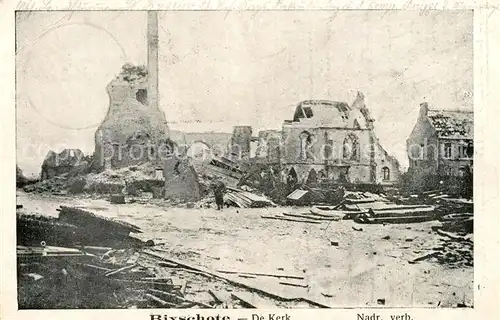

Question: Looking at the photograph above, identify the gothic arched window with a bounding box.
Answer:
[382,166,390,181]
[343,134,360,161]
[299,131,314,160]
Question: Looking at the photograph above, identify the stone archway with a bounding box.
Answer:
[186,141,213,163]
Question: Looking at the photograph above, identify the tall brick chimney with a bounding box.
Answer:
[147,11,159,112]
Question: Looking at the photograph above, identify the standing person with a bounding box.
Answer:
[211,178,226,210]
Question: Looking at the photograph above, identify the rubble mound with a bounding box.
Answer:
[23,175,70,195]
[41,149,89,181]
[85,163,163,195]
[23,163,163,197]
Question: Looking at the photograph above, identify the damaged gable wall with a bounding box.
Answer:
[374,140,401,184]
[406,103,439,176]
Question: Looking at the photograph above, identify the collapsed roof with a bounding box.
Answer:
[289,92,373,129]
[427,109,474,139]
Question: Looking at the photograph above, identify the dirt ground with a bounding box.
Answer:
[16,191,473,308]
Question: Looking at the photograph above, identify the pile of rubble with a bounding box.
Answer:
[21,163,165,200]
[264,189,473,229]
[225,186,275,208]
[17,245,194,309]
[22,175,70,195]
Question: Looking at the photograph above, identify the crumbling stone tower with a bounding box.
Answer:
[93,11,172,171]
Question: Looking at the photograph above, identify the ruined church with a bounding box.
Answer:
[256,92,401,186]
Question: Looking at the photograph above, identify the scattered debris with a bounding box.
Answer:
[225,187,275,208]
[286,186,345,206]
[17,174,474,309]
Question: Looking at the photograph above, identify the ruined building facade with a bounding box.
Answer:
[92,11,172,171]
[255,130,282,164]
[255,92,400,185]
[406,102,473,190]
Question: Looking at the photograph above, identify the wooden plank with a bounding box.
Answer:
[354,214,436,224]
[408,251,440,264]
[208,290,230,304]
[216,269,305,280]
[310,207,350,217]
[345,198,376,204]
[373,205,435,211]
[282,212,340,221]
[80,263,112,273]
[279,281,309,288]
[158,261,180,268]
[81,246,114,252]
[141,278,174,283]
[230,293,257,308]
[180,280,188,296]
[370,207,435,217]
[105,264,137,277]
[261,215,322,224]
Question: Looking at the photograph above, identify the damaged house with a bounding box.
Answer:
[256,92,400,186]
[406,102,473,193]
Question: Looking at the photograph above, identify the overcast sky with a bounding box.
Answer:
[16,10,473,176]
